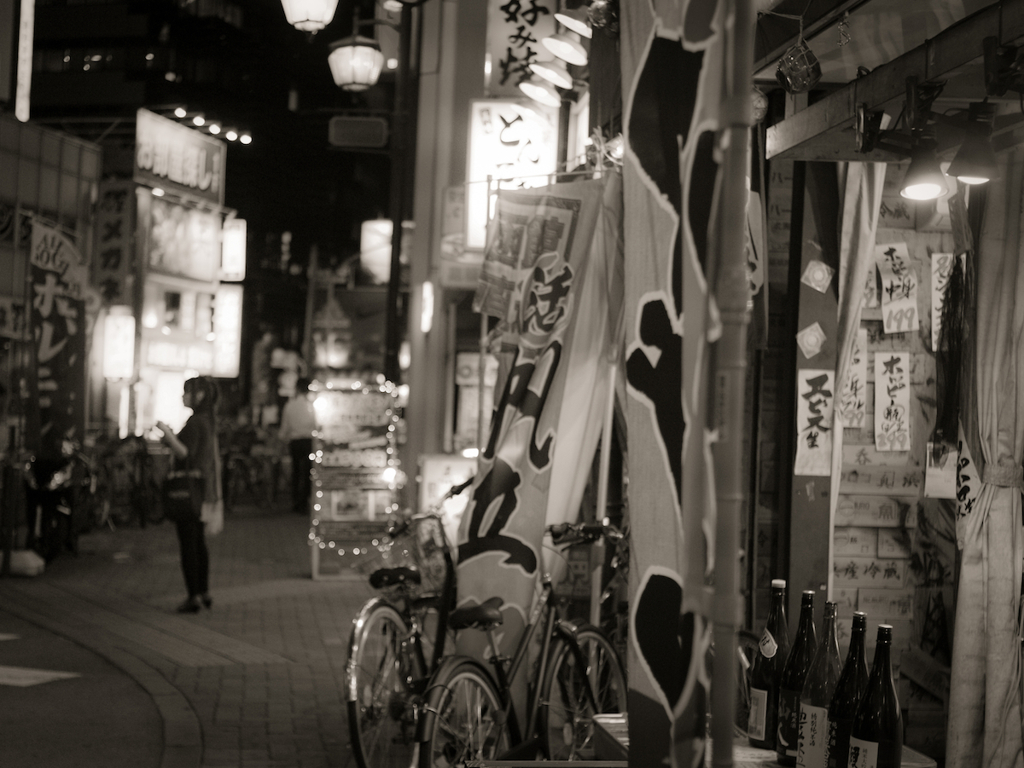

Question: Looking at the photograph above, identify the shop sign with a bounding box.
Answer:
[0,295,28,340]
[146,196,220,282]
[212,283,242,378]
[134,108,225,206]
[102,308,135,380]
[94,180,135,305]
[465,99,558,250]
[485,0,556,98]
[220,218,246,282]
[145,338,214,373]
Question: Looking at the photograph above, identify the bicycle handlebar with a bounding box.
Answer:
[547,520,623,545]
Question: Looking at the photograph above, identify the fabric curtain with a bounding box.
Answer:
[947,150,1024,768]
[827,162,888,593]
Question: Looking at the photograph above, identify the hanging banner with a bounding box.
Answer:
[930,252,963,351]
[94,180,136,306]
[874,351,911,451]
[29,222,93,453]
[840,326,868,428]
[457,177,621,666]
[794,369,834,476]
[875,243,919,334]
[485,0,557,98]
[621,0,726,764]
[954,419,980,549]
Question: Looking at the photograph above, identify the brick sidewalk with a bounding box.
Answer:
[1,502,377,768]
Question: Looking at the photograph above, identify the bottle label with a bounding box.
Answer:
[759,628,778,658]
[777,688,801,758]
[796,703,828,768]
[826,716,854,768]
[747,687,768,740]
[848,737,878,768]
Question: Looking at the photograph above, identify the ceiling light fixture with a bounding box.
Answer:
[900,135,948,200]
[192,114,205,126]
[208,122,221,135]
[947,102,999,185]
[225,129,238,141]
[554,7,592,38]
[280,0,340,33]
[529,59,573,89]
[240,132,252,145]
[542,32,588,66]
[518,77,562,108]
[174,106,187,118]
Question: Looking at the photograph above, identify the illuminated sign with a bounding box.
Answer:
[220,218,247,282]
[103,309,135,380]
[134,108,226,205]
[212,283,242,378]
[146,196,219,282]
[15,0,34,122]
[146,339,214,373]
[466,100,559,250]
[485,0,556,98]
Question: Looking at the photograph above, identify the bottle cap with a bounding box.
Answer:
[771,579,787,588]
[877,624,893,640]
[852,611,867,628]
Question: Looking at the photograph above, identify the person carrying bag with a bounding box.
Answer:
[156,376,224,614]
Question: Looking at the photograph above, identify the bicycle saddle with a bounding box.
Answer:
[448,596,504,630]
[369,566,422,589]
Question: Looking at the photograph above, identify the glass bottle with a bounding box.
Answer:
[848,624,902,768]
[748,579,790,749]
[826,611,869,768]
[797,601,841,768]
[777,589,817,766]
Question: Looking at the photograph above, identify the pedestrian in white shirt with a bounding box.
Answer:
[278,377,317,514]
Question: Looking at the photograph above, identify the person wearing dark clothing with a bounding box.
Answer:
[156,376,223,613]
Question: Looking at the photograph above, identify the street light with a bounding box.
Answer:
[280,0,339,33]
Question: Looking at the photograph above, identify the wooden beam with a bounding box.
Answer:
[766,0,1024,160]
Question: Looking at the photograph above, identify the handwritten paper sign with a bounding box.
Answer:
[834,527,878,557]
[858,588,915,618]
[843,443,908,467]
[794,369,834,476]
[876,243,919,334]
[841,465,923,497]
[840,326,868,428]
[874,352,911,451]
[955,420,981,549]
[931,252,957,351]
[878,528,912,558]
[924,441,957,499]
[836,495,916,528]
[864,264,880,308]
[833,556,907,588]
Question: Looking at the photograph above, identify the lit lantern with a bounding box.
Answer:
[280,0,340,33]
[328,36,385,91]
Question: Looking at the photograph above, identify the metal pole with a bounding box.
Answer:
[383,1,413,384]
[590,363,616,628]
[710,1,755,767]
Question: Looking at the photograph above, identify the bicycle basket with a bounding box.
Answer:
[354,515,449,597]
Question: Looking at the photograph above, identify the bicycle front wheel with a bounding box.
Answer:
[346,600,418,768]
[541,625,627,760]
[418,660,510,768]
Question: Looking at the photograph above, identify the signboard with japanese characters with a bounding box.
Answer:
[794,369,833,476]
[840,326,868,428]
[875,243,919,334]
[93,180,136,306]
[0,295,28,340]
[486,0,557,98]
[134,108,225,206]
[145,196,220,283]
[874,351,911,451]
[465,99,559,250]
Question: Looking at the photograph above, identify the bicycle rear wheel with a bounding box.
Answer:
[346,600,418,768]
[417,660,510,768]
[540,625,627,760]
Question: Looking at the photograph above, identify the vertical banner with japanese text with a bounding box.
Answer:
[93,179,136,306]
[458,176,621,662]
[29,221,93,454]
[486,0,556,97]
[621,0,725,765]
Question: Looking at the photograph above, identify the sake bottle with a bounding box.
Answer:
[826,611,869,768]
[777,590,817,766]
[748,579,790,749]
[848,624,902,768]
[796,601,841,768]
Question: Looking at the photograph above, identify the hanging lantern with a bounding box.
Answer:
[776,39,821,94]
[280,0,340,33]
[328,36,386,91]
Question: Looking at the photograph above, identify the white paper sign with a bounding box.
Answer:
[874,352,911,451]
[864,264,880,308]
[924,441,957,499]
[955,420,981,549]
[840,326,868,428]
[876,243,919,333]
[794,369,834,476]
[931,252,957,351]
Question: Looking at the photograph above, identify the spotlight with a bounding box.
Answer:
[225,129,239,141]
[174,106,187,118]
[240,132,252,145]
[947,102,999,185]
[554,8,592,38]
[208,122,221,135]
[542,32,588,66]
[529,60,572,90]
[900,137,948,200]
[192,114,205,126]
[519,77,561,108]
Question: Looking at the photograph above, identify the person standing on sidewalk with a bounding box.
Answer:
[278,377,317,515]
[156,376,223,613]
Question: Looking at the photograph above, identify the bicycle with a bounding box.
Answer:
[414,519,628,767]
[94,435,163,529]
[345,480,470,768]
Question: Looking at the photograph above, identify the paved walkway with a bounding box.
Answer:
[0,501,376,768]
